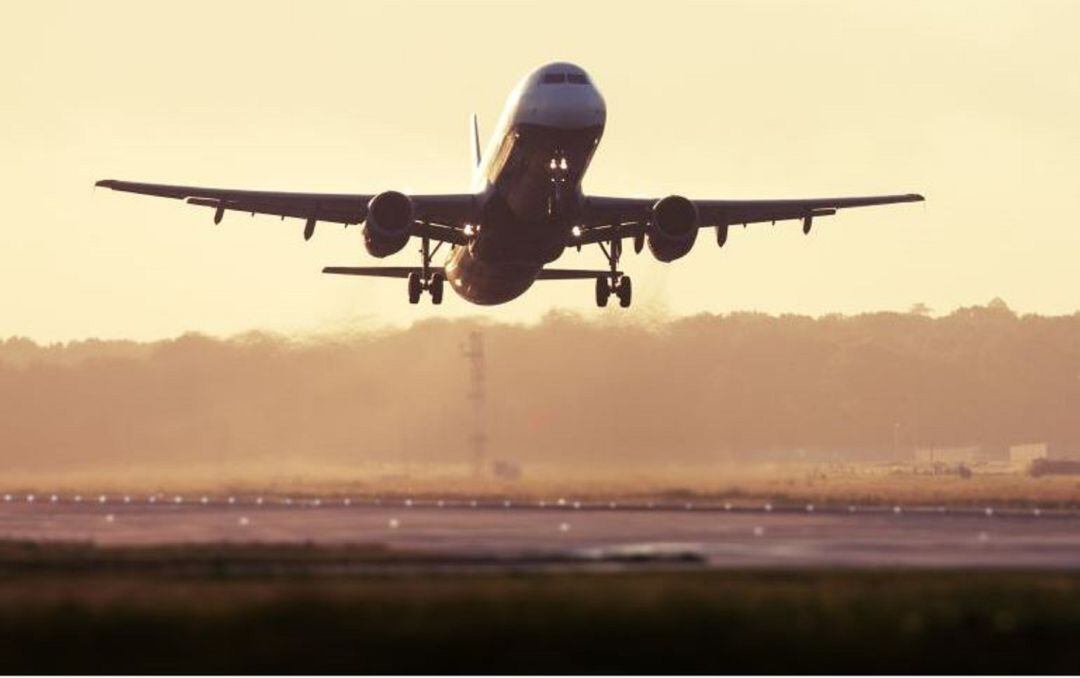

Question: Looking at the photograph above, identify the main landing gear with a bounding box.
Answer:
[408,235,445,305]
[595,239,632,308]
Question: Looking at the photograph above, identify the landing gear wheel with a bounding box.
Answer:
[616,276,632,308]
[429,273,444,305]
[595,277,610,307]
[407,272,422,304]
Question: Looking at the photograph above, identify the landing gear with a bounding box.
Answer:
[615,275,632,308]
[429,272,444,305]
[595,238,632,308]
[595,277,610,307]
[407,272,423,304]
[407,234,446,304]
[547,150,570,220]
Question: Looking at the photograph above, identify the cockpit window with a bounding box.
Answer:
[567,73,589,84]
[541,73,566,84]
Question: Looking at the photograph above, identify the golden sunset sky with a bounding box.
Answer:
[2,0,1078,341]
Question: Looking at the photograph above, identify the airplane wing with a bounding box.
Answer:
[576,193,924,245]
[95,179,473,244]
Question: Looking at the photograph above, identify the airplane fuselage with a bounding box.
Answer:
[445,62,606,304]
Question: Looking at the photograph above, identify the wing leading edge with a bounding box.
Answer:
[95,179,473,244]
[577,193,924,245]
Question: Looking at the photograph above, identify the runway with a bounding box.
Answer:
[3,494,1080,568]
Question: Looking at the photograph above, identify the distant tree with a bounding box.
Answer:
[908,302,933,317]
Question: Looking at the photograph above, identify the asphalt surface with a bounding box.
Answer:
[3,494,1080,567]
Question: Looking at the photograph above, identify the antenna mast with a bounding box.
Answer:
[463,330,487,477]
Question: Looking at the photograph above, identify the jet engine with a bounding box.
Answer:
[363,191,413,257]
[646,195,699,262]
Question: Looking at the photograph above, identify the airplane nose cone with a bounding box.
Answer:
[519,87,606,130]
[549,95,606,128]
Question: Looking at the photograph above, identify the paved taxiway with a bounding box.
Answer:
[2,495,1080,567]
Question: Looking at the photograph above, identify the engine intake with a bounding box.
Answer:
[363,191,413,258]
[647,195,698,262]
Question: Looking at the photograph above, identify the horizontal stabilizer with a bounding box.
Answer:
[536,268,622,280]
[323,266,444,279]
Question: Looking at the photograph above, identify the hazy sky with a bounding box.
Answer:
[3,0,1078,341]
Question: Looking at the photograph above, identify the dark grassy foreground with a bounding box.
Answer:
[0,545,1079,673]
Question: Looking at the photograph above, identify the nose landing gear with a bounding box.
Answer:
[595,239,632,308]
[547,150,570,220]
[408,235,445,305]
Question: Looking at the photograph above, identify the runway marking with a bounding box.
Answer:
[753,526,765,537]
[558,522,570,533]
[388,518,400,529]
[104,514,115,523]
[238,516,250,526]
[6,493,1080,523]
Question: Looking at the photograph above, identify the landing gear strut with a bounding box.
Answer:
[596,239,632,308]
[408,234,445,304]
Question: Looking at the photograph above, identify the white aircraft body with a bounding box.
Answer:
[97,62,923,307]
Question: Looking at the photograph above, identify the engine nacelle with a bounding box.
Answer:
[363,191,413,258]
[647,195,699,262]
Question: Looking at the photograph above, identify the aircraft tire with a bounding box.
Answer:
[430,273,444,305]
[595,277,609,307]
[617,276,632,308]
[407,272,422,304]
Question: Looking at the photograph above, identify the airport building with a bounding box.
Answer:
[1009,441,1080,468]
[913,444,987,465]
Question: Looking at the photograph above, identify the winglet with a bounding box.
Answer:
[470,113,482,168]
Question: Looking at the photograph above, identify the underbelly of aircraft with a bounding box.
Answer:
[492,123,602,222]
[444,246,539,305]
[446,122,603,305]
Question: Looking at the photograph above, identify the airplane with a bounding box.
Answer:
[96,61,924,308]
